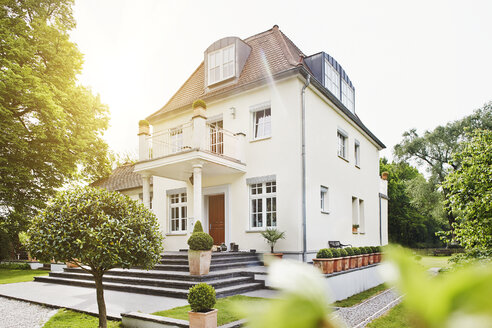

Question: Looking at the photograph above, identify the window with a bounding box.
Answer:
[209,120,224,155]
[324,59,340,98]
[337,130,347,159]
[355,141,360,167]
[170,128,183,153]
[253,107,271,139]
[169,193,187,232]
[359,199,365,233]
[208,45,235,85]
[321,186,329,213]
[250,181,276,229]
[341,80,355,113]
[352,197,365,233]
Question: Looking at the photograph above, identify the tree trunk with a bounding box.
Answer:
[93,272,107,328]
[270,245,274,253]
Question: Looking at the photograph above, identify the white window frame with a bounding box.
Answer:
[169,192,187,233]
[207,44,235,86]
[324,59,340,98]
[355,140,360,167]
[321,186,329,214]
[341,80,355,113]
[337,130,348,159]
[170,127,183,153]
[250,102,272,140]
[249,181,276,230]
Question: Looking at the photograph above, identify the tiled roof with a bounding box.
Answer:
[147,25,308,121]
[91,164,151,191]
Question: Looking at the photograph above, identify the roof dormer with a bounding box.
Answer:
[204,37,251,90]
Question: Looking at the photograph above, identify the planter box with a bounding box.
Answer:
[357,255,363,268]
[189,309,218,328]
[313,258,335,274]
[333,257,343,272]
[341,257,350,271]
[188,250,212,276]
[362,254,369,266]
[349,256,357,269]
[374,252,382,263]
[263,253,283,266]
[368,254,374,265]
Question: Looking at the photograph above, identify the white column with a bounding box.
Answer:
[234,132,246,163]
[192,106,207,150]
[142,174,151,209]
[193,163,203,224]
[138,122,150,161]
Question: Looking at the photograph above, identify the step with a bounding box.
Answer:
[153,260,262,272]
[49,272,254,290]
[34,276,264,299]
[160,252,259,260]
[159,254,259,265]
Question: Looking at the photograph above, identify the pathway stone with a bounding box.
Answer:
[0,296,57,328]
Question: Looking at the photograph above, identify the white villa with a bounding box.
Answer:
[95,25,388,262]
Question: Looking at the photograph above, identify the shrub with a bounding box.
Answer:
[371,246,378,253]
[188,283,216,312]
[188,232,214,251]
[193,221,204,233]
[345,247,354,256]
[0,262,30,270]
[330,249,341,257]
[316,248,332,259]
[138,119,149,126]
[192,99,207,109]
[352,247,361,255]
[363,247,371,254]
[339,249,348,257]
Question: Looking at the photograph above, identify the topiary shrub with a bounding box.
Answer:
[316,248,332,259]
[339,249,348,257]
[138,119,149,126]
[352,247,361,255]
[188,232,214,251]
[345,247,354,256]
[192,99,207,110]
[188,283,216,312]
[371,246,378,253]
[330,249,341,257]
[193,221,204,233]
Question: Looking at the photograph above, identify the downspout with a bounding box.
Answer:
[379,195,382,246]
[301,75,310,262]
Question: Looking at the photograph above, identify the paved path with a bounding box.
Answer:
[335,288,403,328]
[0,296,57,328]
[0,281,188,320]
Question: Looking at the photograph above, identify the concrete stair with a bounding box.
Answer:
[34,251,265,299]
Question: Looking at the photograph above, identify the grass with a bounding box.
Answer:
[152,295,265,325]
[416,255,451,270]
[333,283,388,307]
[366,303,410,328]
[0,269,49,284]
[43,309,121,328]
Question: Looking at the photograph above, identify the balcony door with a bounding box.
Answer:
[208,194,225,245]
[209,120,223,155]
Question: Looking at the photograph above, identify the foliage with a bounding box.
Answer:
[27,186,163,328]
[0,227,13,260]
[260,228,285,253]
[352,247,361,255]
[0,262,30,270]
[192,99,207,109]
[0,269,48,284]
[449,249,492,268]
[187,232,214,251]
[334,284,388,307]
[330,249,340,257]
[316,248,332,259]
[366,303,410,328]
[352,224,359,229]
[153,295,265,326]
[43,309,121,328]
[339,249,348,257]
[138,119,149,126]
[193,220,204,233]
[442,129,492,251]
[0,0,112,252]
[345,247,354,256]
[371,246,379,253]
[380,158,447,247]
[188,283,216,312]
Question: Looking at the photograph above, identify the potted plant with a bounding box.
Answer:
[361,246,369,266]
[352,224,359,233]
[368,247,375,265]
[345,247,356,269]
[260,228,285,263]
[187,221,214,275]
[330,249,343,272]
[353,247,362,267]
[188,283,217,328]
[339,248,350,271]
[374,246,382,263]
[313,248,335,274]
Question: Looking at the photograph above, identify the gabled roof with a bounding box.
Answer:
[91,163,152,192]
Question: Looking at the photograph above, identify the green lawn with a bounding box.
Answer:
[417,255,451,270]
[0,269,49,284]
[366,303,410,328]
[152,295,265,325]
[333,284,388,307]
[43,309,121,328]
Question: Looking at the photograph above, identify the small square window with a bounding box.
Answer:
[321,186,329,213]
[355,141,360,167]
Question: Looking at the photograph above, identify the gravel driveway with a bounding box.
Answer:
[0,296,57,328]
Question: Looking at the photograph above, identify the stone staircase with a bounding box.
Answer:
[34,251,264,299]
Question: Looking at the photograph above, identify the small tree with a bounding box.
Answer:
[260,229,286,253]
[27,187,164,328]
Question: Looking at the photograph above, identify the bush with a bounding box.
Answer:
[330,249,340,257]
[138,119,149,126]
[316,248,332,259]
[0,262,30,270]
[363,246,372,254]
[188,232,214,251]
[352,247,361,255]
[192,99,207,109]
[193,221,204,233]
[371,246,378,253]
[345,247,354,256]
[188,283,216,312]
[339,249,348,257]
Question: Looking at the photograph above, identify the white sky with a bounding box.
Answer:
[71,0,492,160]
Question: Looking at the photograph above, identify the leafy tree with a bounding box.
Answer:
[442,129,492,251]
[0,0,111,251]
[27,187,164,328]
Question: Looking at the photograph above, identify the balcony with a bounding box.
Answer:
[134,117,246,181]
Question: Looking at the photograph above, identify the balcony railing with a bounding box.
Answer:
[147,122,242,161]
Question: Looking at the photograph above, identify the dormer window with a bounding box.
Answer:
[208,44,235,85]
[341,80,355,113]
[324,59,340,98]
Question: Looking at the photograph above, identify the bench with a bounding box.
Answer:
[433,249,453,256]
[328,241,352,248]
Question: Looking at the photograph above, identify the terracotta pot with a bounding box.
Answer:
[313,258,335,274]
[357,255,363,267]
[349,256,357,269]
[333,257,343,272]
[375,252,382,263]
[188,250,212,276]
[188,309,218,328]
[341,257,350,270]
[262,253,283,266]
[368,254,374,265]
[362,254,369,266]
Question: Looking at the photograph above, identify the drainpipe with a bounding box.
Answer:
[301,74,310,262]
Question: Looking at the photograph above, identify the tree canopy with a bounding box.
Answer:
[28,186,164,328]
[0,0,111,243]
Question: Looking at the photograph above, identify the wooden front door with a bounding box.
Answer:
[208,194,225,245]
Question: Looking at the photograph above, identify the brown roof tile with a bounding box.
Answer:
[91,164,152,191]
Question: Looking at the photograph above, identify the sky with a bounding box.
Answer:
[70,0,492,160]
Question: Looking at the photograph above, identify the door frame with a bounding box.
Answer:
[203,184,230,247]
